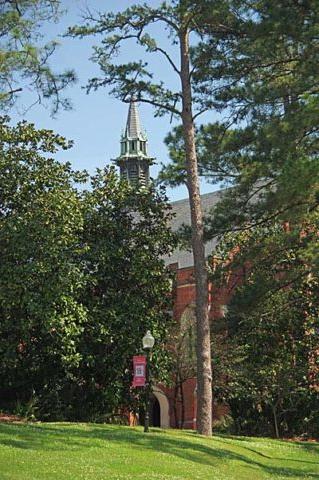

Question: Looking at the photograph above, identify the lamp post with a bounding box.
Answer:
[142,330,155,433]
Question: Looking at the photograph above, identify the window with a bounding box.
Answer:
[178,304,196,372]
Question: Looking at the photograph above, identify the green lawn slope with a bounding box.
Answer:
[0,423,318,479]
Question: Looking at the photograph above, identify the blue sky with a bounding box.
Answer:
[10,0,219,201]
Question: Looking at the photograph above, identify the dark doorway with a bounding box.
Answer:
[138,394,161,427]
[151,396,161,427]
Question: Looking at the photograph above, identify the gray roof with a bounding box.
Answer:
[165,190,223,269]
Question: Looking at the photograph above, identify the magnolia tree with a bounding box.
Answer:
[0,119,176,420]
[77,168,177,419]
[0,117,87,417]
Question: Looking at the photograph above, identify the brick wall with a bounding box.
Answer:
[151,262,235,430]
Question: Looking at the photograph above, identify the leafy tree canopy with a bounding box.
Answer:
[211,222,319,437]
[0,118,177,420]
[77,168,177,418]
[0,117,87,417]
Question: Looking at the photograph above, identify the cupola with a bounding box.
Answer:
[114,98,155,187]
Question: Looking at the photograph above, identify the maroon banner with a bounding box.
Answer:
[132,355,146,387]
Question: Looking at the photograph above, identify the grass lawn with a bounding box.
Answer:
[0,423,318,480]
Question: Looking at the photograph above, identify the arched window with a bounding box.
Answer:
[178,304,196,374]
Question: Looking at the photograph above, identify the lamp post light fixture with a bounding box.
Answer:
[142,330,154,433]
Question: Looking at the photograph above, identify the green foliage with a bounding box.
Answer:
[0,117,87,418]
[14,394,38,421]
[160,1,318,238]
[0,1,76,113]
[0,119,177,420]
[75,168,177,418]
[193,2,319,438]
[211,224,319,438]
[157,2,318,437]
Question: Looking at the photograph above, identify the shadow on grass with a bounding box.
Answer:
[229,434,318,452]
[212,436,319,465]
[0,423,318,479]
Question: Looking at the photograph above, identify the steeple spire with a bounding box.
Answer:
[125,98,142,138]
[113,98,155,187]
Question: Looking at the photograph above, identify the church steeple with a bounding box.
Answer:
[114,98,155,187]
[125,100,142,138]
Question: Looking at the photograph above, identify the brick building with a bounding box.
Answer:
[115,100,227,429]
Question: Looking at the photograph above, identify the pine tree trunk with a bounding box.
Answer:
[179,26,212,436]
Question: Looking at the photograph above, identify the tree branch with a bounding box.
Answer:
[4,87,23,97]
[192,107,209,121]
[152,45,180,75]
[122,95,181,117]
